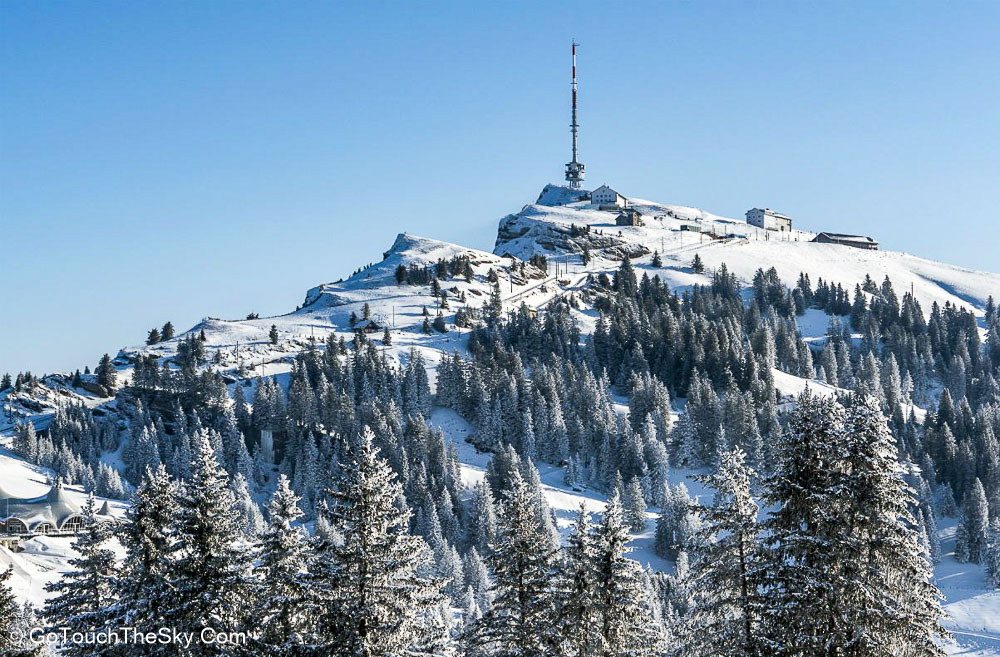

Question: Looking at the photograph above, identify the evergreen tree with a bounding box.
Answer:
[163,432,255,655]
[161,321,175,341]
[231,472,265,535]
[469,480,499,556]
[985,518,1000,589]
[472,469,557,657]
[761,392,856,656]
[763,392,947,656]
[312,426,444,655]
[654,483,700,561]
[1,567,40,657]
[146,327,161,345]
[254,475,312,656]
[486,281,504,325]
[590,490,662,656]
[114,464,179,654]
[270,324,280,345]
[691,253,705,274]
[433,312,448,333]
[682,446,764,657]
[95,353,117,392]
[43,495,117,657]
[554,505,600,657]
[838,394,947,656]
[956,477,990,564]
[623,475,648,531]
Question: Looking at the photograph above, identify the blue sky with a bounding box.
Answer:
[1,1,998,376]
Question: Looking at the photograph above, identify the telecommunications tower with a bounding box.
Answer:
[564,41,585,189]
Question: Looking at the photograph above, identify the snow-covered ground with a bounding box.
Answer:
[2,183,998,653]
[0,444,127,609]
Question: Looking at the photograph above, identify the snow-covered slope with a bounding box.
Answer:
[2,183,998,654]
[497,184,1000,319]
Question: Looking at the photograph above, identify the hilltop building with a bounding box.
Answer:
[593,184,627,209]
[746,208,792,232]
[812,232,879,250]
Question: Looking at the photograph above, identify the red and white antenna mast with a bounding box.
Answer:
[565,41,585,189]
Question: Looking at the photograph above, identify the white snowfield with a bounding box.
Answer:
[1,184,998,653]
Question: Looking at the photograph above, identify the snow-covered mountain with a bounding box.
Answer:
[498,184,999,317]
[2,183,999,654]
[110,182,997,382]
[4,185,996,434]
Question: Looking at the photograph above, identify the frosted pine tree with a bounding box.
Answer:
[839,394,947,656]
[956,477,990,563]
[590,490,662,656]
[554,505,600,657]
[230,472,265,535]
[984,518,1000,589]
[469,479,499,556]
[163,432,255,655]
[761,391,855,656]
[471,469,557,657]
[623,474,648,531]
[312,426,444,655]
[114,464,179,653]
[254,474,313,656]
[463,547,493,613]
[1,567,41,657]
[681,446,764,657]
[43,494,117,657]
[654,482,700,561]
[0,567,19,645]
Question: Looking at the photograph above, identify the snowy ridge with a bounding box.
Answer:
[303,232,504,309]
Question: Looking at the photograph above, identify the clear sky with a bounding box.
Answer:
[1,1,998,376]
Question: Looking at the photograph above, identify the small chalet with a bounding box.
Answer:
[812,232,879,251]
[591,184,627,210]
[352,318,384,334]
[615,208,644,227]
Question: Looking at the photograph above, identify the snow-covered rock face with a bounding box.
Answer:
[496,206,651,262]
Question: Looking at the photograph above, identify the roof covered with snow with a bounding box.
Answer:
[0,481,83,531]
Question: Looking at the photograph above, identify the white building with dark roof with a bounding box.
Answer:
[746,208,792,232]
[591,184,626,209]
[0,481,85,535]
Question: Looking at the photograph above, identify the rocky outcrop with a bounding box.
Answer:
[496,213,649,262]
